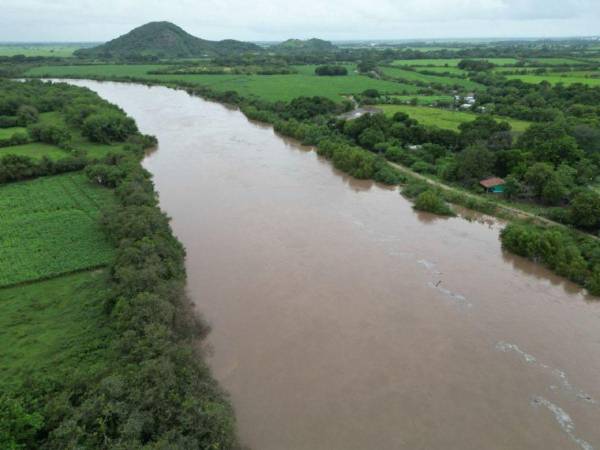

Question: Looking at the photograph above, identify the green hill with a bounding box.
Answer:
[271,38,338,53]
[75,21,262,58]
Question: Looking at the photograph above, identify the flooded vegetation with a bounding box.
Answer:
[66,80,600,450]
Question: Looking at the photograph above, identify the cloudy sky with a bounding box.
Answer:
[1,0,599,42]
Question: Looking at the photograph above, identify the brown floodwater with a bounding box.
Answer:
[62,80,600,450]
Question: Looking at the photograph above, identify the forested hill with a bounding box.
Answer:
[74,21,262,58]
[271,38,338,53]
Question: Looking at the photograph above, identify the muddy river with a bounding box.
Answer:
[63,80,600,450]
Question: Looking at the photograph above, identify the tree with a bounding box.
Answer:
[524,162,555,198]
[82,112,137,144]
[315,65,348,76]
[358,127,385,150]
[503,175,523,200]
[518,121,583,165]
[570,191,600,230]
[16,105,38,126]
[541,176,566,205]
[456,143,496,184]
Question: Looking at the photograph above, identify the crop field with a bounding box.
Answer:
[26,64,419,101]
[504,73,600,87]
[0,173,116,287]
[0,142,68,159]
[0,270,111,389]
[378,104,531,132]
[0,126,26,139]
[390,95,454,105]
[0,44,84,57]
[380,66,481,89]
[390,58,519,67]
[413,66,467,75]
[527,58,589,66]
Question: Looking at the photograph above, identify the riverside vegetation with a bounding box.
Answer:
[5,21,600,448]
[14,23,600,294]
[0,79,237,449]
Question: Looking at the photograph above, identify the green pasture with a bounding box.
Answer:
[378,104,531,132]
[380,66,481,90]
[26,64,419,101]
[0,270,112,390]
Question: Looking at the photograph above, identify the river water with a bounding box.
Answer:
[63,80,600,450]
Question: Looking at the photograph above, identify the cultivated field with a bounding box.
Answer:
[0,173,116,287]
[0,271,111,389]
[378,104,531,132]
[504,73,600,87]
[0,142,68,159]
[380,66,481,90]
[26,64,419,101]
[390,58,519,67]
[0,44,84,57]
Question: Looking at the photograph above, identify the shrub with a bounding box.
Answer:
[413,189,455,216]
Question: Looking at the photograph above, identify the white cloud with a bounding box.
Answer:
[0,0,599,41]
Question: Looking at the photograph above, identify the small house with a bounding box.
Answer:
[480,177,505,193]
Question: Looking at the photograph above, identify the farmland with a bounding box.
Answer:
[390,58,519,67]
[379,65,482,89]
[378,104,531,132]
[0,173,116,287]
[0,142,68,159]
[0,270,112,389]
[504,73,600,87]
[0,126,26,139]
[0,43,86,57]
[26,64,419,101]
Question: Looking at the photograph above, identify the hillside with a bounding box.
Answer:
[75,21,262,58]
[271,38,338,53]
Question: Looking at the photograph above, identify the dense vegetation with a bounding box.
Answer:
[0,80,237,449]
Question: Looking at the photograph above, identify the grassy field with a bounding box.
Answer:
[380,66,481,90]
[0,142,68,159]
[413,66,467,75]
[0,173,116,287]
[379,104,531,132]
[505,73,600,87]
[0,270,112,390]
[0,44,84,57]
[390,58,519,67]
[26,64,419,101]
[0,126,26,139]
[390,95,454,105]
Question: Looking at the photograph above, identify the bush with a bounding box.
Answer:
[315,65,348,76]
[413,189,455,216]
[501,222,600,294]
[82,112,138,144]
[27,123,72,149]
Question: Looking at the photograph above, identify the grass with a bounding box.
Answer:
[378,104,531,132]
[0,44,83,57]
[505,73,600,87]
[0,173,116,287]
[0,270,112,390]
[413,66,467,75]
[26,64,419,102]
[390,58,519,67]
[0,126,26,139]
[380,66,481,90]
[389,95,454,105]
[0,142,68,160]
